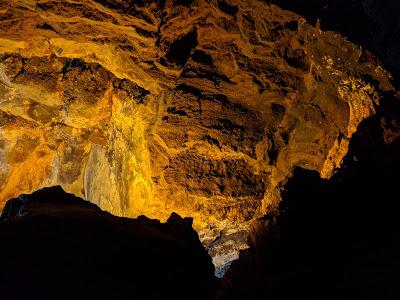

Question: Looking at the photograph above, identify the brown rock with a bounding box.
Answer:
[0,0,396,270]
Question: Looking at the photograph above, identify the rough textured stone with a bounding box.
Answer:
[0,0,396,270]
[216,94,400,298]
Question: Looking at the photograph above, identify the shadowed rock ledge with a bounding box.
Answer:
[0,186,218,300]
[216,93,400,299]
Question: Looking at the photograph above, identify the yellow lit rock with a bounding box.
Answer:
[0,0,396,272]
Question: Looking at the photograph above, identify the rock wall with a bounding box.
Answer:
[0,186,218,300]
[216,93,400,298]
[0,0,395,272]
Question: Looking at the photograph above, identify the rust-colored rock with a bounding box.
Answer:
[0,0,396,272]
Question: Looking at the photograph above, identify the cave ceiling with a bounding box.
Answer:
[0,0,396,271]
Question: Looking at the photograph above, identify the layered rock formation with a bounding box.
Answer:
[0,186,218,300]
[0,0,397,271]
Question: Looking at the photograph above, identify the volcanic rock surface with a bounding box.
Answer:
[0,0,397,271]
[0,186,218,300]
[217,94,400,299]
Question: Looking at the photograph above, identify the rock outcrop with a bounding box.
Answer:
[269,0,400,89]
[217,93,400,299]
[0,0,397,271]
[0,186,218,300]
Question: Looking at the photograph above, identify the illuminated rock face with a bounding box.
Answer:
[0,0,395,272]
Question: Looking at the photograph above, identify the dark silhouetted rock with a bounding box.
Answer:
[0,186,218,300]
[217,95,400,299]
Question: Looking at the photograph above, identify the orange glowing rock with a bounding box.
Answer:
[0,0,395,273]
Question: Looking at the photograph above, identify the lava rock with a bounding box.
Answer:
[0,186,218,300]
